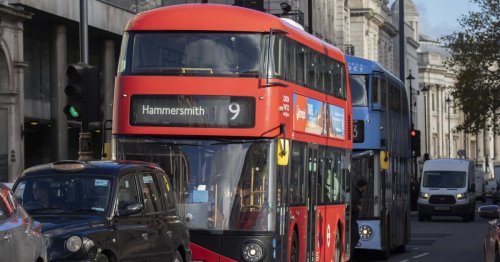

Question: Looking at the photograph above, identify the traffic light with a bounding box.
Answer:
[64,62,101,122]
[410,129,421,157]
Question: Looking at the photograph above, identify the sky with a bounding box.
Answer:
[388,0,480,40]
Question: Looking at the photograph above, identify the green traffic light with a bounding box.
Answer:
[69,106,80,118]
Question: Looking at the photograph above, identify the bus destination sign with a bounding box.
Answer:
[130,95,255,128]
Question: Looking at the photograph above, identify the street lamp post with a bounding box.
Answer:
[406,71,416,182]
[406,71,415,129]
[420,83,430,160]
[445,96,452,158]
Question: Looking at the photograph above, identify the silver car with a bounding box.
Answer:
[0,182,46,262]
[479,205,500,262]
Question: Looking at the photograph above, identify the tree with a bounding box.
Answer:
[441,0,499,134]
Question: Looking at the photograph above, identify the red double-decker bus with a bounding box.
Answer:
[112,4,353,262]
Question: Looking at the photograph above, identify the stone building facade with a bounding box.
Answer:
[418,35,500,177]
[3,0,477,182]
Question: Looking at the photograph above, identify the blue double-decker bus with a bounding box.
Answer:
[347,56,411,259]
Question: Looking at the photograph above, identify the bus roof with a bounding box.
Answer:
[346,55,400,82]
[125,4,344,61]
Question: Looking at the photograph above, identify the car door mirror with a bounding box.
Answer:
[478,205,500,219]
[117,202,143,217]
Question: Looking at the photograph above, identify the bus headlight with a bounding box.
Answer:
[456,193,467,200]
[359,225,374,240]
[65,235,83,252]
[241,241,264,262]
[420,192,429,199]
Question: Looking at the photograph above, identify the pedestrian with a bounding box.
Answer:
[350,178,368,261]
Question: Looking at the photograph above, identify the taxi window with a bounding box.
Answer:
[158,173,176,210]
[140,173,163,213]
[117,175,140,215]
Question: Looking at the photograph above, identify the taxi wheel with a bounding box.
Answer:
[95,254,110,262]
[173,250,184,262]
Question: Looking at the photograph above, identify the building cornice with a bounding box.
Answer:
[407,36,420,49]
[381,21,397,36]
[8,0,132,35]
[0,4,33,20]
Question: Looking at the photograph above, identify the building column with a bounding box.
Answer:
[100,39,115,143]
[0,6,31,181]
[50,25,68,161]
[495,117,500,165]
[101,40,115,124]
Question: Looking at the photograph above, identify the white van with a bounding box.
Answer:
[417,159,476,222]
[474,167,486,202]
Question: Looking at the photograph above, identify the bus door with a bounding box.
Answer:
[306,144,323,261]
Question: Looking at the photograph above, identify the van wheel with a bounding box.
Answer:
[173,250,184,262]
[418,213,425,222]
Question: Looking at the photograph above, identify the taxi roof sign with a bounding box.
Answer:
[51,161,86,172]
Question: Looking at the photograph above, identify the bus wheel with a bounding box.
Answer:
[291,231,299,262]
[334,230,342,262]
[173,250,184,262]
[378,224,390,260]
[174,250,184,262]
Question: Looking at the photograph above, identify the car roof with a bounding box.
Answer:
[18,160,163,179]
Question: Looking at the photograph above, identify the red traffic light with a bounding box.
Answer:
[410,130,417,137]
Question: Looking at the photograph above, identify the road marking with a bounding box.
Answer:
[413,252,430,259]
[399,260,410,262]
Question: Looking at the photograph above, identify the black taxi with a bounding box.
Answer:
[12,160,191,262]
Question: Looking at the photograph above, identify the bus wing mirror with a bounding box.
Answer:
[277,139,289,166]
[380,151,389,170]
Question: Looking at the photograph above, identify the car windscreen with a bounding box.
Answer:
[14,175,113,216]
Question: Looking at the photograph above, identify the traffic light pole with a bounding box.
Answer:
[78,0,92,160]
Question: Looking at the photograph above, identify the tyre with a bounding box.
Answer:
[173,250,184,262]
[495,246,500,262]
[418,212,425,222]
[95,254,110,262]
[334,230,342,262]
[378,223,390,260]
[291,231,299,262]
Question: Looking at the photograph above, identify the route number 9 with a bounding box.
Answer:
[229,103,240,120]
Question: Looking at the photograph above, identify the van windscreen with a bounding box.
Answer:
[423,171,466,188]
